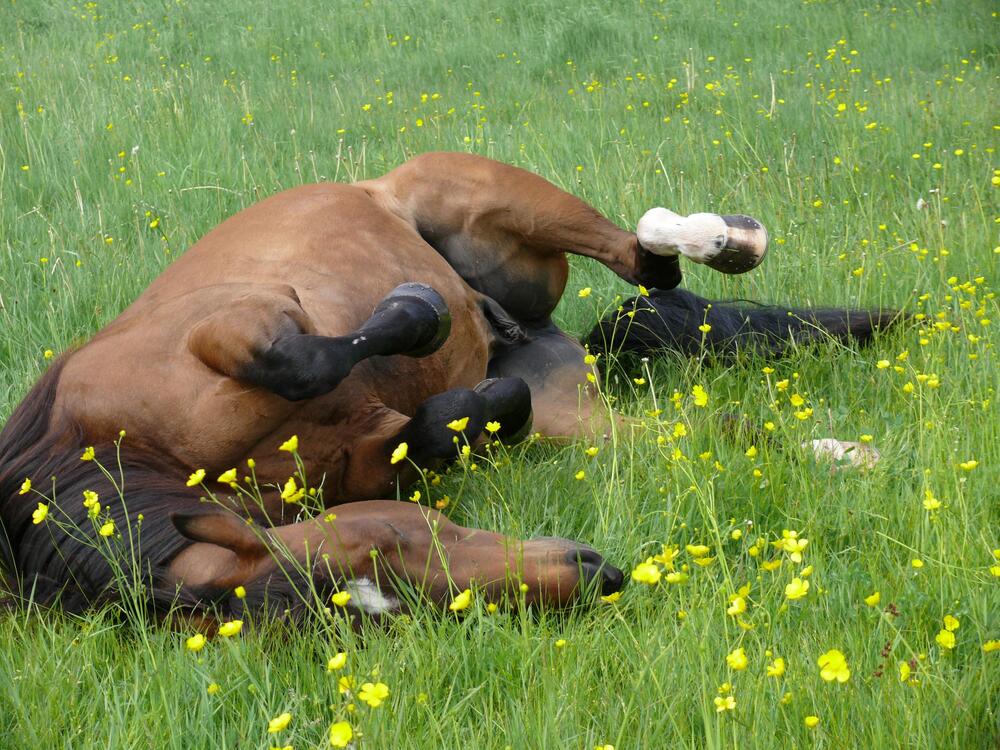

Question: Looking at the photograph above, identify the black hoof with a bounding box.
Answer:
[474,377,533,444]
[569,547,625,596]
[393,387,488,462]
[371,282,452,357]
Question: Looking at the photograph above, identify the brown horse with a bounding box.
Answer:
[0,152,895,622]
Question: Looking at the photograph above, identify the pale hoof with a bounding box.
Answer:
[710,215,769,274]
[805,438,880,470]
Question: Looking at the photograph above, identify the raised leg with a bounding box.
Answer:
[335,377,533,497]
[362,152,685,321]
[168,500,624,614]
[188,282,450,401]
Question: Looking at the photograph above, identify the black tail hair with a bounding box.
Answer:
[585,287,906,360]
[0,358,328,621]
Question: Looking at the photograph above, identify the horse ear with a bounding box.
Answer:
[171,511,269,557]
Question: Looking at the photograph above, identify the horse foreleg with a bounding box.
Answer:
[188,282,451,401]
[336,377,533,499]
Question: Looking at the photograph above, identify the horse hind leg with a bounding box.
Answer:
[189,282,451,401]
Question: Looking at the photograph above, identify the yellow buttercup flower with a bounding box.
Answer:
[358,681,389,707]
[714,695,736,712]
[922,489,941,511]
[186,469,206,487]
[327,652,348,671]
[185,633,206,652]
[446,417,469,432]
[278,435,298,452]
[943,615,959,632]
[32,502,48,525]
[329,721,353,747]
[785,578,809,600]
[600,591,622,604]
[726,647,748,671]
[767,657,785,677]
[774,529,809,562]
[80,446,95,461]
[652,545,679,568]
[691,385,708,407]
[18,478,31,495]
[234,586,246,599]
[217,620,242,637]
[206,682,220,695]
[804,715,820,729]
[578,287,592,298]
[267,712,292,733]
[390,442,408,464]
[281,477,304,503]
[630,561,661,585]
[99,520,115,537]
[935,629,955,650]
[485,421,501,433]
[685,544,710,557]
[448,589,472,611]
[216,468,238,484]
[898,661,912,682]
[865,591,881,607]
[817,649,850,683]
[331,591,352,607]
[726,596,747,616]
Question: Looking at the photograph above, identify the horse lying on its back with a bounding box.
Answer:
[0,152,900,623]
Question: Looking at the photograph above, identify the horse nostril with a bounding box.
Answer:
[568,548,626,596]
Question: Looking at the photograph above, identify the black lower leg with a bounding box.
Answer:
[387,388,489,463]
[243,283,451,401]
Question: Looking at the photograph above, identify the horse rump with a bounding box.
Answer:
[584,287,906,360]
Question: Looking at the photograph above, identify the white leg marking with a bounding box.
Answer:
[636,207,728,263]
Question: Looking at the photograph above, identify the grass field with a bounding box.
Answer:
[1,0,998,747]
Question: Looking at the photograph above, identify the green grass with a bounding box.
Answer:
[1,0,998,747]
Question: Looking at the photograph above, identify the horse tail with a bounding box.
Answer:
[584,287,906,361]
[0,357,205,612]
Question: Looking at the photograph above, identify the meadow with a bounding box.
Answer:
[1,0,997,747]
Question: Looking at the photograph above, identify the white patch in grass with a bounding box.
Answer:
[805,438,881,470]
[345,578,399,614]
